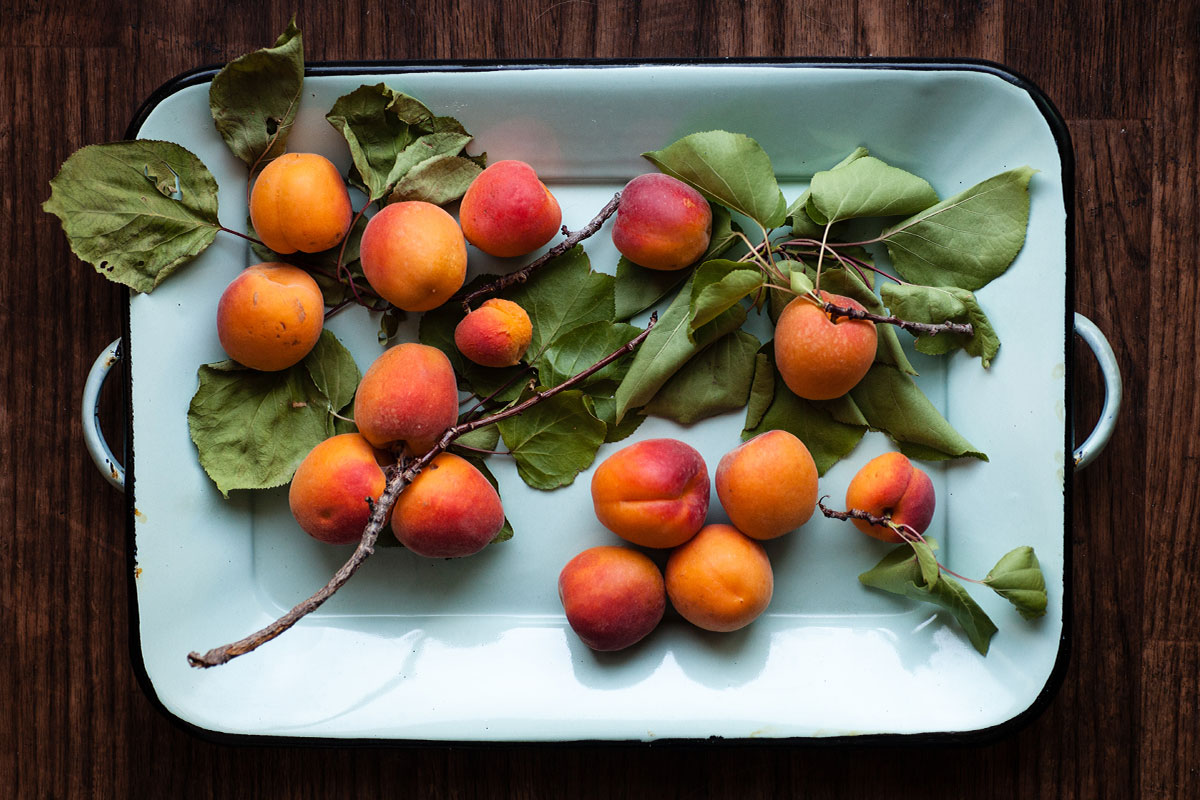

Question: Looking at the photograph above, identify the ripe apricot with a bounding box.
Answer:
[844,452,935,543]
[454,298,533,368]
[612,173,712,271]
[288,433,388,545]
[354,343,459,455]
[249,153,353,254]
[665,524,774,633]
[391,452,505,558]
[360,201,467,312]
[459,160,562,258]
[215,262,325,371]
[715,430,818,540]
[558,546,666,651]
[775,291,877,400]
[590,438,710,549]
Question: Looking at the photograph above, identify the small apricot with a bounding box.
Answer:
[354,342,459,454]
[454,298,533,367]
[360,201,467,312]
[611,173,712,271]
[665,524,774,633]
[716,430,818,540]
[590,438,710,549]
[459,160,562,258]
[215,262,325,371]
[844,452,935,543]
[774,291,877,400]
[249,153,353,254]
[288,433,388,545]
[558,546,666,651]
[391,452,505,558]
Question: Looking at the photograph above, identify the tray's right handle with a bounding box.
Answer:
[1073,313,1122,470]
[83,338,125,491]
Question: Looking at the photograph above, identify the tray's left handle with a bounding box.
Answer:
[83,338,125,491]
[1073,313,1122,470]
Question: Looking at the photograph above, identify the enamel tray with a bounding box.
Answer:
[94,61,1096,744]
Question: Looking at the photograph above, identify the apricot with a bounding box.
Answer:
[611,173,712,271]
[590,438,710,549]
[454,298,533,368]
[391,452,505,558]
[558,546,666,651]
[288,433,388,545]
[215,262,325,371]
[715,430,818,540]
[354,342,459,454]
[360,201,467,311]
[665,524,774,633]
[774,291,877,400]
[249,153,353,254]
[844,452,935,543]
[459,160,562,258]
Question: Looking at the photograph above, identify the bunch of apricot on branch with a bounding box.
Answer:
[360,201,467,311]
[353,342,459,455]
[215,262,325,371]
[288,433,388,545]
[454,298,533,367]
[665,524,774,633]
[716,430,818,540]
[391,452,506,558]
[774,291,877,400]
[844,452,935,543]
[249,153,353,254]
[558,546,666,651]
[590,438,710,549]
[458,160,562,258]
[611,173,712,271]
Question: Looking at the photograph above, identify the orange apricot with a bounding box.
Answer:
[558,546,666,651]
[288,433,388,545]
[715,430,818,540]
[249,153,353,254]
[354,342,459,455]
[665,524,774,633]
[459,160,562,258]
[215,262,325,371]
[844,452,935,543]
[360,201,467,312]
[454,298,533,367]
[611,173,712,271]
[391,452,505,558]
[774,291,877,400]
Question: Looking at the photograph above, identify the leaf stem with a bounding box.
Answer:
[218,226,266,247]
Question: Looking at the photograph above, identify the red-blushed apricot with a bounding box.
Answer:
[558,546,666,651]
[354,343,459,455]
[249,153,353,254]
[844,452,935,543]
[454,298,533,368]
[590,438,710,549]
[215,262,325,371]
[612,173,712,271]
[288,433,388,545]
[391,452,505,558]
[774,291,877,400]
[715,430,818,540]
[459,160,562,258]
[360,201,467,311]
[665,524,774,633]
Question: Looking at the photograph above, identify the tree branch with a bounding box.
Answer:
[822,300,974,338]
[187,311,658,668]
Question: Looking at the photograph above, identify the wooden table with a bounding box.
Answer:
[3,1,1193,796]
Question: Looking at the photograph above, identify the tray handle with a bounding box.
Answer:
[1073,313,1122,469]
[83,338,125,491]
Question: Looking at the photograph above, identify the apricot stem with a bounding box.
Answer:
[186,312,658,669]
[460,192,622,312]
[822,301,974,337]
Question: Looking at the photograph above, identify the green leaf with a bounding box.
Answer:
[537,321,642,390]
[453,423,501,453]
[44,141,221,292]
[303,331,360,412]
[742,345,866,475]
[645,330,760,424]
[588,395,646,443]
[859,543,998,655]
[689,259,764,334]
[790,270,814,296]
[882,167,1036,291]
[325,84,421,201]
[819,268,917,376]
[807,156,938,225]
[377,306,407,345]
[743,352,775,432]
[881,283,1001,368]
[788,147,869,237]
[643,131,786,228]
[503,246,615,360]
[497,391,607,489]
[614,275,746,422]
[188,360,333,496]
[849,364,987,461]
[613,257,692,322]
[984,546,1048,620]
[208,20,304,171]
[387,153,483,206]
[910,539,940,588]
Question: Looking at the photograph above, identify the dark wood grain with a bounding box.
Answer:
[3,1,1195,797]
